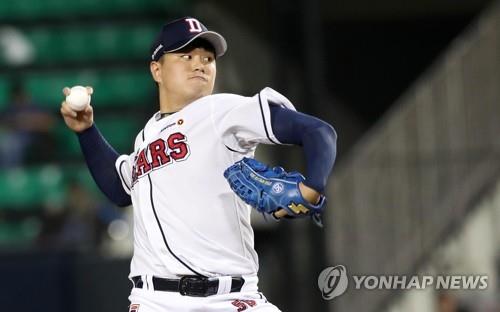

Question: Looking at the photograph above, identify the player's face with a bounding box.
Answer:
[152,47,216,104]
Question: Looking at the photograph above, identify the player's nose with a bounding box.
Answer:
[191,56,205,73]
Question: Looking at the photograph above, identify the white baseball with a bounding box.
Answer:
[66,86,91,111]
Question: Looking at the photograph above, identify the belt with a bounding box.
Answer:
[131,275,245,297]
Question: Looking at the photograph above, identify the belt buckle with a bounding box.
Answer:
[179,276,209,297]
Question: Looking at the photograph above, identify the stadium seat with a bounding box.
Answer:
[0,69,155,109]
[13,24,159,66]
[0,68,156,109]
[0,0,184,21]
[54,114,143,159]
[53,123,82,159]
[69,165,97,190]
[0,165,65,210]
[0,163,110,211]
[96,115,144,153]
[0,219,41,245]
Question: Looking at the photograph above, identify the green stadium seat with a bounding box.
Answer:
[68,165,96,190]
[97,115,144,153]
[17,24,158,65]
[0,164,109,245]
[0,163,113,211]
[0,68,156,109]
[62,164,106,197]
[0,165,66,210]
[0,219,41,245]
[0,24,158,67]
[54,114,143,159]
[0,0,185,21]
[53,122,82,159]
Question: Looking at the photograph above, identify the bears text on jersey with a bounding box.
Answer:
[131,132,190,184]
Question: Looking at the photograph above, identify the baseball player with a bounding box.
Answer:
[60,17,337,312]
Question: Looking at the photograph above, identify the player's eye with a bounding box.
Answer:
[203,56,214,63]
[181,55,191,60]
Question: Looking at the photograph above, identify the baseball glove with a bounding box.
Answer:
[223,157,326,227]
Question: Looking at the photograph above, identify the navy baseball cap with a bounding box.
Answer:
[150,17,227,62]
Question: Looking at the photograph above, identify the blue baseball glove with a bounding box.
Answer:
[223,157,326,227]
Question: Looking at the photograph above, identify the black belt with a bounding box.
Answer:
[131,275,245,297]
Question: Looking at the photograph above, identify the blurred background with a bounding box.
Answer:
[0,0,499,311]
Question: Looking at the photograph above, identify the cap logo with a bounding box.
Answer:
[185,18,202,33]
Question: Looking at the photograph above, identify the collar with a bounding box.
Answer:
[155,111,178,121]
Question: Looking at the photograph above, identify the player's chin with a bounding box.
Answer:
[188,83,213,96]
[188,80,212,92]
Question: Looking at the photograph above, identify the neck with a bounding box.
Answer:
[159,89,205,113]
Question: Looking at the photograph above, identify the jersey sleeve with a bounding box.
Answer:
[213,87,297,151]
[115,153,134,195]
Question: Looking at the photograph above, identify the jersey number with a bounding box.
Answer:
[134,132,190,178]
[231,299,256,311]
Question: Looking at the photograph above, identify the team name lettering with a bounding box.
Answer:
[132,132,190,183]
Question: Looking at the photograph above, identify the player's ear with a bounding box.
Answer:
[150,61,162,83]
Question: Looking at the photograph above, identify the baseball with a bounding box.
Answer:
[66,86,91,111]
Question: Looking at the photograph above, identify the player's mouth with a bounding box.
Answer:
[189,75,208,82]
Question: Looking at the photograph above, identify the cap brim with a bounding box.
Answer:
[166,31,227,58]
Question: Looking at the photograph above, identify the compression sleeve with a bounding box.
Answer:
[77,124,132,207]
[269,105,337,193]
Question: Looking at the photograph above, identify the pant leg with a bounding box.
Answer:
[201,291,281,312]
[128,288,281,312]
[128,287,198,312]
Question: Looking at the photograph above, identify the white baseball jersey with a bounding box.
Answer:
[115,87,295,280]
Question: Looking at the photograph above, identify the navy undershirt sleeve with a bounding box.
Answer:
[269,105,337,193]
[77,124,132,207]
